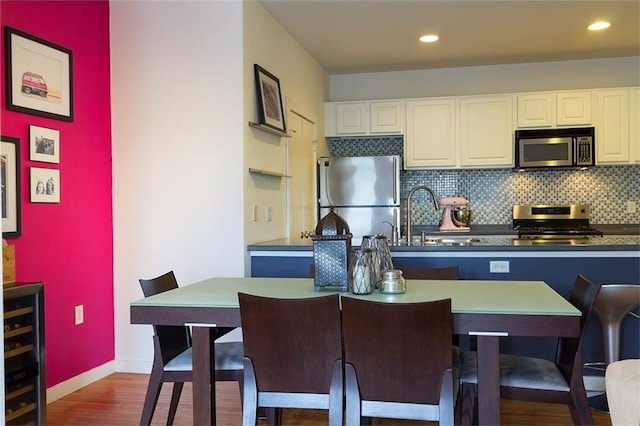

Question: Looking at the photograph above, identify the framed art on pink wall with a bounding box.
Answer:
[30,167,60,203]
[4,26,73,121]
[1,136,21,238]
[29,125,60,164]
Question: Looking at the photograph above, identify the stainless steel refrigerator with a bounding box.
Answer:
[318,155,401,244]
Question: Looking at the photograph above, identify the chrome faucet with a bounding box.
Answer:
[406,185,439,244]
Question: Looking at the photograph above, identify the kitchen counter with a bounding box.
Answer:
[247,224,640,252]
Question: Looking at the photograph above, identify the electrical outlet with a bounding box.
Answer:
[75,305,84,325]
[252,204,258,222]
[627,201,637,214]
[490,261,510,273]
[266,206,273,222]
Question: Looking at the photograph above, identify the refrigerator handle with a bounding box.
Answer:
[321,159,334,206]
[393,156,398,204]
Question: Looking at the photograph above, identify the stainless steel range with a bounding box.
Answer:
[513,204,603,242]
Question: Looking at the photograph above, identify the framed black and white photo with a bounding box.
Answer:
[29,125,60,163]
[254,64,286,133]
[1,136,21,238]
[5,26,73,121]
[30,167,60,203]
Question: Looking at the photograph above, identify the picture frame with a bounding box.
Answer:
[30,167,60,203]
[4,26,73,121]
[254,64,286,133]
[29,125,60,164]
[1,136,21,238]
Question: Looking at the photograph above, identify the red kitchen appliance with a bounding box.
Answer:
[439,197,471,232]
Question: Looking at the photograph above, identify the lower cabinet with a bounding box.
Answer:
[4,282,45,425]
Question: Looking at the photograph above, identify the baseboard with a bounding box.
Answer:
[115,358,152,374]
[46,361,116,403]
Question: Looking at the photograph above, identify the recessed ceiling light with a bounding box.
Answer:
[419,34,439,43]
[588,21,611,31]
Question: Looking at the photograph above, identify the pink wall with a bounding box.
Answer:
[1,1,113,387]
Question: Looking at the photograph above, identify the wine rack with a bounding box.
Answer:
[4,282,45,425]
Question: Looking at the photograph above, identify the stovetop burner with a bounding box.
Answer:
[517,226,603,238]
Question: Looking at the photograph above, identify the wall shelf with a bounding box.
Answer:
[248,168,291,178]
[248,121,291,138]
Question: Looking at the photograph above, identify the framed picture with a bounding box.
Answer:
[30,167,60,203]
[1,136,21,238]
[4,26,73,121]
[29,125,60,164]
[254,64,286,133]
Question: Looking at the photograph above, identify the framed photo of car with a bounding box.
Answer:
[4,26,73,121]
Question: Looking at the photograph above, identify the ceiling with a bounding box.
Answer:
[258,0,640,75]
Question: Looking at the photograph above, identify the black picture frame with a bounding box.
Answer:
[1,136,21,238]
[254,64,286,133]
[4,26,73,121]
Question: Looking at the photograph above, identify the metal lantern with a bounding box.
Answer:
[311,209,352,292]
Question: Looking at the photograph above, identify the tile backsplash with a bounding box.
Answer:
[327,136,640,226]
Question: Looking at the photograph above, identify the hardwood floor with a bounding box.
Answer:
[46,373,612,425]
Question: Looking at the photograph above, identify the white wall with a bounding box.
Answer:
[329,56,640,100]
[110,1,244,372]
[242,1,329,248]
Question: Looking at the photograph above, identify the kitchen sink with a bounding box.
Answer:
[397,237,482,246]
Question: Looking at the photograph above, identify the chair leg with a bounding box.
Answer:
[140,370,163,425]
[166,382,184,425]
[241,359,258,426]
[569,390,595,426]
[459,383,477,426]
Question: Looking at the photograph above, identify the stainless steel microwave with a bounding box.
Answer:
[515,127,595,170]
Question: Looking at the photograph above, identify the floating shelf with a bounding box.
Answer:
[248,168,291,178]
[248,121,291,137]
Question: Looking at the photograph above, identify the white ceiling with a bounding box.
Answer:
[259,0,640,75]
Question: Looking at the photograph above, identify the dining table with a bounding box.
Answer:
[130,277,581,425]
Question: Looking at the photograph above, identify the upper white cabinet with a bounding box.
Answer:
[405,98,456,168]
[517,90,592,128]
[630,88,640,164]
[459,95,514,168]
[325,100,403,136]
[595,88,631,164]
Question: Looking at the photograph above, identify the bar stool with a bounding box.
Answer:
[584,284,640,411]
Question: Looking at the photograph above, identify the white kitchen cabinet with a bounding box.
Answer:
[556,91,593,126]
[405,98,456,168]
[370,100,404,134]
[516,90,592,128]
[459,95,514,168]
[517,93,555,127]
[595,89,630,165]
[336,102,368,134]
[629,88,640,164]
[324,100,403,136]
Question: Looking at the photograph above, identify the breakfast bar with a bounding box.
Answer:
[130,277,581,425]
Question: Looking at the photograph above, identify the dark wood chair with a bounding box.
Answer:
[401,266,459,280]
[341,296,458,425]
[138,271,244,425]
[238,292,343,426]
[458,274,601,425]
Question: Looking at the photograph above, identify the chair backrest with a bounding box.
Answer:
[238,292,342,394]
[605,359,640,426]
[139,271,191,365]
[556,274,601,380]
[341,296,453,405]
[401,266,459,280]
